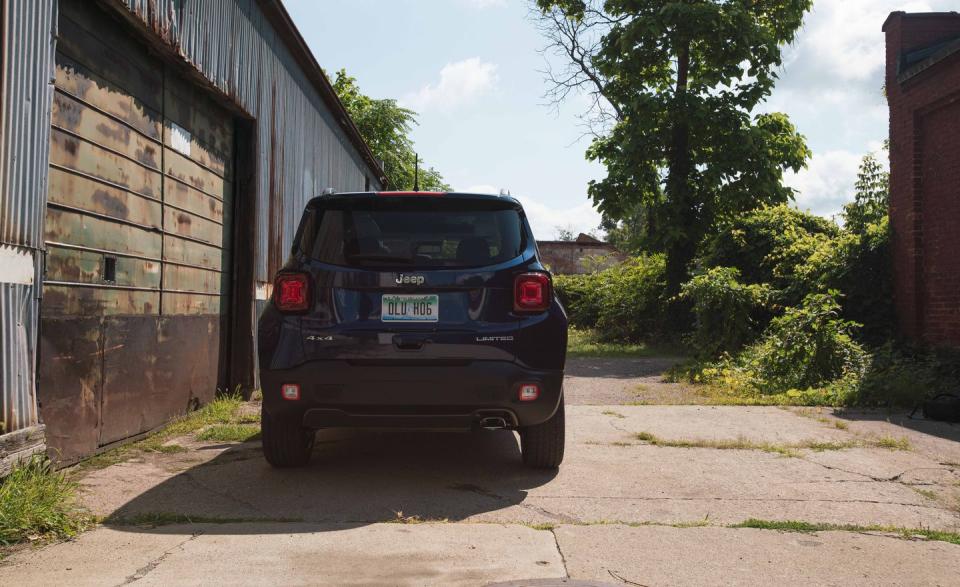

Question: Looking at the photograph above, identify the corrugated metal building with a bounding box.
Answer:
[0,0,387,468]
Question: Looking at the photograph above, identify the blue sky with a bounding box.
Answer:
[286,0,954,239]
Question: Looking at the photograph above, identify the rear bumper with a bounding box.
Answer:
[260,360,563,429]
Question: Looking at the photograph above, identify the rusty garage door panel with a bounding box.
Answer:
[49,129,162,199]
[163,207,223,247]
[40,0,237,460]
[57,3,162,112]
[164,179,224,223]
[55,53,162,141]
[98,316,218,445]
[38,317,104,463]
[44,207,162,259]
[46,246,161,289]
[52,91,161,170]
[48,167,162,229]
[164,148,231,201]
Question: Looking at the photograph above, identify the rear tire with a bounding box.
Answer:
[261,409,314,468]
[520,397,565,469]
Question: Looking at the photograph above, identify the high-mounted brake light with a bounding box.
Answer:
[514,272,551,313]
[274,273,310,312]
[376,191,446,197]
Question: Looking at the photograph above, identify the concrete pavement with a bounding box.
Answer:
[2,357,959,585]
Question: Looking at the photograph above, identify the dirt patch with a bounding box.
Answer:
[564,357,703,405]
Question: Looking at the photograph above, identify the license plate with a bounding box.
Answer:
[381,294,439,322]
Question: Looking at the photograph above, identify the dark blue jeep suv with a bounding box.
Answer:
[257,191,568,468]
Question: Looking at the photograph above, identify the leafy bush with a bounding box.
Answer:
[554,272,604,329]
[680,267,770,357]
[740,292,868,395]
[702,205,839,292]
[554,254,667,341]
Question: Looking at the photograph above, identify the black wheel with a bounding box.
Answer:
[520,396,565,469]
[261,409,314,468]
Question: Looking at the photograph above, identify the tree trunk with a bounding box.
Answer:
[664,39,693,294]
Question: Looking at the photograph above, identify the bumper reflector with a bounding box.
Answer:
[519,383,540,402]
[281,383,301,401]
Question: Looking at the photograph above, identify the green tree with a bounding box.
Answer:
[332,70,449,191]
[843,150,889,234]
[535,0,812,304]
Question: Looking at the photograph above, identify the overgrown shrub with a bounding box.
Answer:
[701,205,839,292]
[554,254,667,342]
[679,292,870,405]
[680,267,770,357]
[741,292,869,395]
[554,272,604,329]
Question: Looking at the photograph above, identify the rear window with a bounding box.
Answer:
[297,199,526,269]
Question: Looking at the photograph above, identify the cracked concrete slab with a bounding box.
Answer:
[0,523,563,587]
[71,406,960,532]
[554,524,960,586]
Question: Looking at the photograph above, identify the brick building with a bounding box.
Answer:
[537,233,626,275]
[885,12,960,346]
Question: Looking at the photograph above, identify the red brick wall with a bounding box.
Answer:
[885,12,960,346]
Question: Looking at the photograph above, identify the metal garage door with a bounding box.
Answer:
[40,0,235,460]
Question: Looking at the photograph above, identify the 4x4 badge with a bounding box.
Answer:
[395,273,425,285]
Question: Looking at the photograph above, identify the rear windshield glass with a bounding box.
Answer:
[298,200,526,269]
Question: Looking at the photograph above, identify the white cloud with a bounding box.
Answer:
[462,184,601,240]
[402,58,499,113]
[785,150,863,218]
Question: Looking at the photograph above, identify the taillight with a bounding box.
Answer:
[274,273,310,312]
[514,272,551,313]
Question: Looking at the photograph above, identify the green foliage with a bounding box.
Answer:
[536,0,813,295]
[331,70,448,191]
[554,255,667,341]
[844,151,889,234]
[680,267,770,357]
[1,457,91,546]
[566,327,662,357]
[854,343,960,408]
[741,293,868,395]
[701,204,838,296]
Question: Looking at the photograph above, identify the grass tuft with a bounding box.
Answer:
[196,425,260,443]
[0,457,93,546]
[874,436,911,451]
[731,518,960,546]
[601,410,626,419]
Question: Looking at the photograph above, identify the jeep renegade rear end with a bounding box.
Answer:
[257,191,568,468]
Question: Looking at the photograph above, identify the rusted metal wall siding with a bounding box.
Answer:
[0,0,56,436]
[0,0,57,249]
[117,0,383,283]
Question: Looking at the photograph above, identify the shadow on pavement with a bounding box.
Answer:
[103,427,558,535]
[834,408,960,445]
[564,356,684,379]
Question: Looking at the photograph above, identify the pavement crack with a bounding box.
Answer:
[549,528,569,579]
[118,531,202,585]
[449,483,581,523]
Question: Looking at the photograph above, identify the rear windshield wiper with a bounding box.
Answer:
[345,254,414,264]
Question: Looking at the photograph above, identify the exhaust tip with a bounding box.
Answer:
[480,417,508,430]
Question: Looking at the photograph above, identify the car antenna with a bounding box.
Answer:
[413,153,420,192]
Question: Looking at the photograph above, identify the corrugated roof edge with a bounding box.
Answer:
[258,0,389,188]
